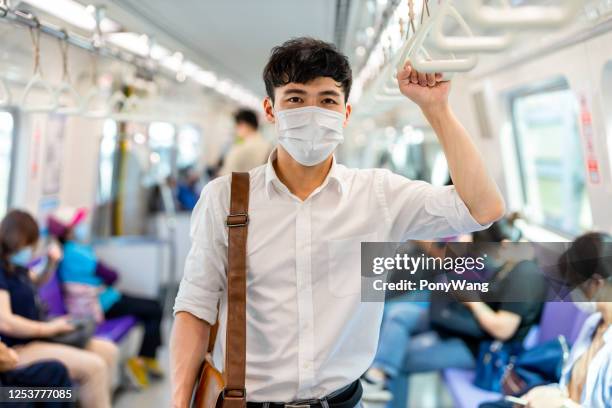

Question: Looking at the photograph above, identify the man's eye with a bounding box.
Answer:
[287,97,303,103]
[322,98,338,104]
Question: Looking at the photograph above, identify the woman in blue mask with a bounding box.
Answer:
[49,207,165,389]
[0,210,118,408]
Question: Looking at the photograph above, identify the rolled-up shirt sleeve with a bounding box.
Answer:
[173,178,229,325]
[379,170,490,241]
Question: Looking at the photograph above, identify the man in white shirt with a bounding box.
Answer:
[171,37,505,407]
[219,109,273,176]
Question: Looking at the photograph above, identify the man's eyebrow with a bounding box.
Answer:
[283,88,308,95]
[319,90,342,97]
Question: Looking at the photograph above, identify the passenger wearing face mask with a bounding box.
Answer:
[0,210,118,408]
[171,37,505,407]
[48,207,165,390]
[520,232,612,408]
[361,221,546,401]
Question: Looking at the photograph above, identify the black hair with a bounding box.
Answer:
[234,109,259,130]
[0,210,40,273]
[560,232,612,286]
[263,37,352,103]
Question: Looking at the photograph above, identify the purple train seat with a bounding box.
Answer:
[38,273,137,343]
[94,316,138,342]
[442,301,587,408]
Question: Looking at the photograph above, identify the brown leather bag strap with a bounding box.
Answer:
[223,172,249,405]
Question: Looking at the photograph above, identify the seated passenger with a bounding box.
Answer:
[48,207,164,388]
[0,339,72,408]
[0,210,118,408]
[513,232,611,408]
[362,222,547,401]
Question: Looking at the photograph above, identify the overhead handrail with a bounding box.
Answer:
[55,30,83,115]
[21,21,58,113]
[464,0,584,29]
[431,1,513,53]
[406,2,478,73]
[0,77,11,107]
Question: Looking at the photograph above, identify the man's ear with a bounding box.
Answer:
[263,97,275,124]
[343,103,352,127]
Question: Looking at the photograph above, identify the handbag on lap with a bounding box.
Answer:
[193,172,249,408]
[474,335,568,394]
[500,335,569,396]
[46,317,97,349]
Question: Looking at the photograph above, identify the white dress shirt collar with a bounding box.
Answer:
[264,149,347,200]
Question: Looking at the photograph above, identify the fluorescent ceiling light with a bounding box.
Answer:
[107,33,171,61]
[193,70,217,87]
[150,45,170,60]
[23,0,120,32]
[160,52,183,71]
[182,61,200,76]
[107,32,149,56]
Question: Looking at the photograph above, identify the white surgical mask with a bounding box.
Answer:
[274,106,345,166]
[570,286,598,314]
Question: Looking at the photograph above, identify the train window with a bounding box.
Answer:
[97,119,118,203]
[510,81,592,236]
[603,61,612,177]
[148,121,176,181]
[0,111,15,216]
[176,124,201,168]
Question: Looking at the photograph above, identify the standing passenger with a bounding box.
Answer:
[218,108,272,175]
[171,37,505,407]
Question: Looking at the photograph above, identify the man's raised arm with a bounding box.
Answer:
[397,62,505,225]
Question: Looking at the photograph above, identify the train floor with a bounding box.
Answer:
[112,318,454,408]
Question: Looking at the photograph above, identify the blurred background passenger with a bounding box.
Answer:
[175,166,201,211]
[480,232,612,408]
[521,232,611,408]
[48,207,164,389]
[148,175,179,214]
[362,220,546,402]
[0,210,117,408]
[0,340,72,408]
[218,108,272,175]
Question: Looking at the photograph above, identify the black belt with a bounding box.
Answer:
[246,380,362,408]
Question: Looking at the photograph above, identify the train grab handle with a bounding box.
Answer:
[405,1,478,74]
[20,73,59,113]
